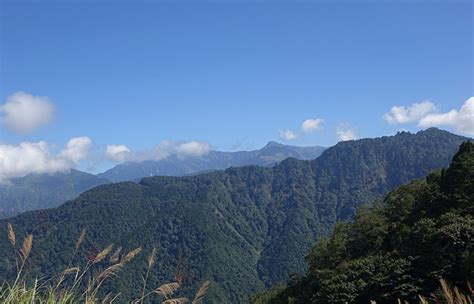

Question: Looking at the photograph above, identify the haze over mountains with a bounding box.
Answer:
[0,141,325,218]
[0,170,108,219]
[0,128,470,302]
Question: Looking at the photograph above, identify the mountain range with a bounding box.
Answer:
[0,128,470,302]
[0,142,325,218]
[97,141,326,182]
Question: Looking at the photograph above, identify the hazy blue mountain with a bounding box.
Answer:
[0,128,469,302]
[0,210,19,219]
[0,170,109,219]
[98,141,326,182]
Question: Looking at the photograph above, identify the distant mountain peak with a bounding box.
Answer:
[263,141,285,148]
[417,127,444,134]
[389,128,468,140]
[416,127,472,139]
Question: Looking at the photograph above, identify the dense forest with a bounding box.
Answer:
[251,141,474,303]
[0,128,470,302]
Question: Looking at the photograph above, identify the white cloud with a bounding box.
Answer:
[175,141,211,156]
[105,140,212,163]
[337,123,357,141]
[60,136,92,163]
[383,101,437,124]
[147,140,212,160]
[105,145,132,162]
[0,136,92,181]
[418,97,474,136]
[0,91,55,134]
[278,129,297,141]
[301,118,324,133]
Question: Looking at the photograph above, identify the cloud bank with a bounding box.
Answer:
[301,118,324,133]
[105,140,212,163]
[105,145,132,162]
[0,136,92,181]
[0,92,55,134]
[278,129,297,141]
[384,97,474,136]
[418,97,474,136]
[383,101,437,124]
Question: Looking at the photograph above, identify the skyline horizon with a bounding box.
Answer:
[1,126,470,178]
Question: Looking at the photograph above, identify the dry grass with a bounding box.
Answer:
[76,229,86,250]
[154,282,181,299]
[192,280,210,304]
[109,247,122,265]
[1,223,211,304]
[7,223,15,246]
[122,247,143,263]
[93,245,114,264]
[163,297,189,303]
[425,279,473,304]
[19,234,33,261]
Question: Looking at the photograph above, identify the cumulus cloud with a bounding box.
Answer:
[146,140,212,160]
[384,97,474,136]
[175,141,211,156]
[60,136,92,163]
[383,101,437,124]
[104,140,212,163]
[278,129,297,141]
[301,118,324,133]
[418,97,474,136]
[0,136,92,181]
[105,145,132,162]
[0,91,55,134]
[337,123,357,141]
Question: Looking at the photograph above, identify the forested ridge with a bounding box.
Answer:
[0,128,470,302]
[251,141,474,303]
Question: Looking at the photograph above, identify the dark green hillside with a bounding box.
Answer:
[252,141,474,304]
[0,128,470,302]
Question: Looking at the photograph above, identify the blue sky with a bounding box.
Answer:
[0,0,473,175]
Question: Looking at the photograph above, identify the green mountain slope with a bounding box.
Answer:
[251,141,473,304]
[0,128,470,302]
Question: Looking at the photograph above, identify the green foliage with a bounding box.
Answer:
[0,129,469,302]
[249,284,287,304]
[256,141,474,303]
